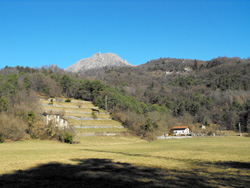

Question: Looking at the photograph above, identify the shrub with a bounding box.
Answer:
[204,119,210,126]
[169,132,174,136]
[59,129,75,144]
[91,111,97,119]
[0,132,4,143]
[143,132,157,141]
[245,133,250,137]
[0,113,28,141]
[49,98,54,105]
[28,121,48,139]
[65,98,71,102]
[207,130,214,136]
[64,132,74,144]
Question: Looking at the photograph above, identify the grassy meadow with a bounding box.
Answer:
[0,136,250,187]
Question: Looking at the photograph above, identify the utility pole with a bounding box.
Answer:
[105,95,108,111]
[164,126,166,139]
[239,123,242,136]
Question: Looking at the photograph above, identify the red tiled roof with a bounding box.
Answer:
[171,126,189,130]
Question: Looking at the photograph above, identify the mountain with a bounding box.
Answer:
[66,52,133,72]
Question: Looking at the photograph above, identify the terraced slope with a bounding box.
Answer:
[39,98,127,136]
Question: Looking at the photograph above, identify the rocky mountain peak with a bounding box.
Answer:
[66,52,133,72]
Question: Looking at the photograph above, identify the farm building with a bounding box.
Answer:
[171,126,190,136]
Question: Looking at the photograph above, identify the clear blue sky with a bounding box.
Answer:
[0,0,249,69]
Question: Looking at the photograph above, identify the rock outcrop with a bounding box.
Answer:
[66,52,133,72]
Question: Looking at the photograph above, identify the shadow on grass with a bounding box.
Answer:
[78,149,250,187]
[0,158,223,188]
[83,149,250,170]
[213,161,250,169]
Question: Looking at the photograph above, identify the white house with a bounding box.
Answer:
[171,126,190,136]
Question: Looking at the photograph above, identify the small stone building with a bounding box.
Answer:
[43,111,68,128]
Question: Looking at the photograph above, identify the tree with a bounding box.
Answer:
[0,97,9,112]
[194,59,200,71]
[60,75,73,97]
[23,76,31,90]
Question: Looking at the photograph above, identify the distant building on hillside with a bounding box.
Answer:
[43,111,68,128]
[165,71,173,75]
[200,124,206,130]
[184,67,192,72]
[171,126,190,136]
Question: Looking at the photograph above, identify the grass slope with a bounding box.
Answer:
[40,98,125,136]
[0,136,249,187]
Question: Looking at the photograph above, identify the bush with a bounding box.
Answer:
[0,113,28,141]
[91,111,97,119]
[29,121,48,139]
[245,133,250,137]
[65,98,71,102]
[64,132,74,143]
[0,132,4,143]
[169,132,174,136]
[207,130,214,136]
[204,119,210,126]
[59,129,74,144]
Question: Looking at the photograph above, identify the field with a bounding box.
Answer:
[0,136,250,187]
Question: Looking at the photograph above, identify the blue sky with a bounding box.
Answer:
[0,0,249,69]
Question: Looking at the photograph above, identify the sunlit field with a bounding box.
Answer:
[0,136,249,187]
[68,119,123,127]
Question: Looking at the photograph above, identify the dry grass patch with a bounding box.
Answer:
[76,128,127,133]
[64,112,111,119]
[40,100,95,108]
[41,106,93,113]
[68,119,123,127]
[0,136,250,187]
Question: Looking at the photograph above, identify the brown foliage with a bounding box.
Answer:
[0,113,28,141]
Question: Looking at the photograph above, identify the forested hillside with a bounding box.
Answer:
[0,65,168,141]
[82,56,250,132]
[1,56,250,142]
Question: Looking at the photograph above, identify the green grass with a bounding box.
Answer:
[0,136,250,187]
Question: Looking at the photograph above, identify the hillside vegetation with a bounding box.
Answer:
[0,65,168,141]
[83,57,250,133]
[1,56,250,141]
